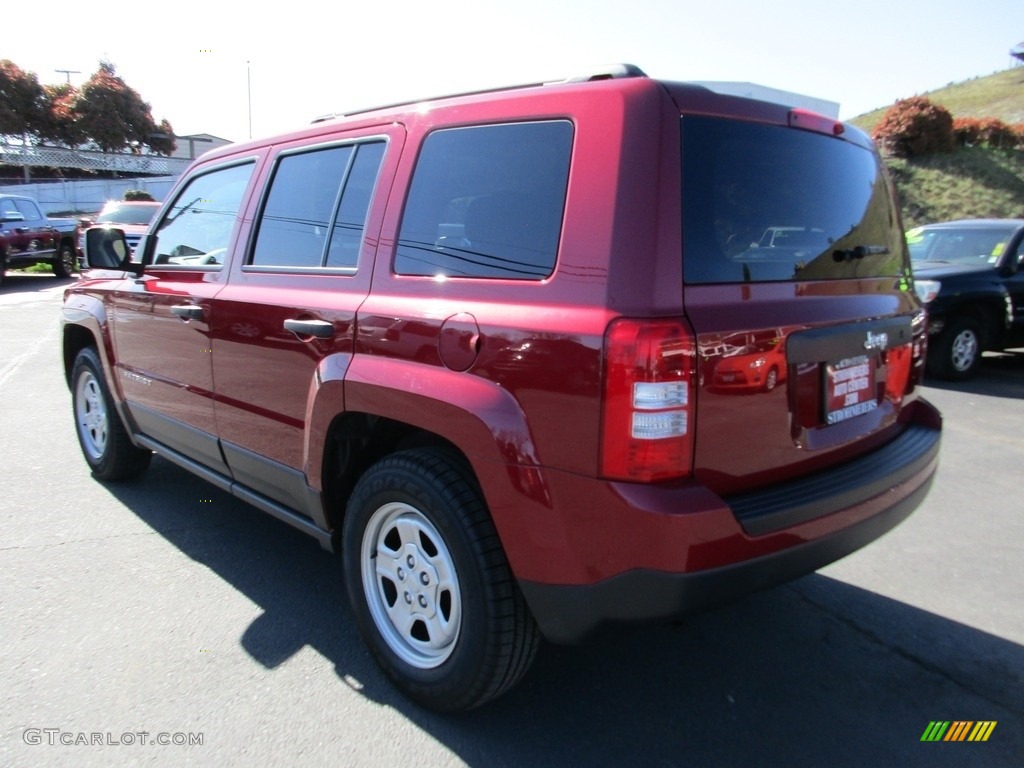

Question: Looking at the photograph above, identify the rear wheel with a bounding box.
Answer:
[342,448,539,711]
[53,242,75,278]
[71,347,151,480]
[927,317,983,380]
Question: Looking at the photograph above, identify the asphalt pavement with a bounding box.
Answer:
[1,271,1021,767]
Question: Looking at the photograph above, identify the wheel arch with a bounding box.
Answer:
[320,412,472,536]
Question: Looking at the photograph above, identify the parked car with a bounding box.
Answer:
[908,219,1024,379]
[708,329,790,393]
[64,64,941,711]
[78,200,161,258]
[0,194,79,286]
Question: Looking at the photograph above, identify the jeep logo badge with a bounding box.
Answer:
[864,331,888,351]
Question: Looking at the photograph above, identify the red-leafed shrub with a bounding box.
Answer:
[872,97,955,157]
[976,117,1018,148]
[953,117,983,146]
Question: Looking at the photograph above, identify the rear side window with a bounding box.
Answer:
[394,121,572,280]
[682,116,907,284]
[251,141,386,271]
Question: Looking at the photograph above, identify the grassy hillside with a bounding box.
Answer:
[847,67,1024,227]
[850,67,1024,133]
[888,147,1024,227]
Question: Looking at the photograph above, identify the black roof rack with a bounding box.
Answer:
[311,64,648,124]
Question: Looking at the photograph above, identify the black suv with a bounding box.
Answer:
[910,219,1024,379]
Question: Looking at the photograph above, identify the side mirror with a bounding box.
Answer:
[0,212,26,224]
[83,227,131,269]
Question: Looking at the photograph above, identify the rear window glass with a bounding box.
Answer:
[97,204,159,226]
[394,121,572,280]
[682,116,907,284]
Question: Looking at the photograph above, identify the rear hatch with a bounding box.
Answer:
[676,108,923,497]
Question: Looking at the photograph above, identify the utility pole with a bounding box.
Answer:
[247,60,253,139]
[55,69,81,84]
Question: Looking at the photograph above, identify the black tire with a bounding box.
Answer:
[71,347,152,480]
[927,316,983,380]
[0,249,6,288]
[342,448,540,712]
[53,241,75,278]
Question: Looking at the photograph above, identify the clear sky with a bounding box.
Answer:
[6,0,1022,145]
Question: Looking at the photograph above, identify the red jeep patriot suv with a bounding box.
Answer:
[63,65,942,711]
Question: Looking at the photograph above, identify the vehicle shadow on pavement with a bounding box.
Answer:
[103,457,1023,768]
[0,272,78,294]
[924,350,1024,400]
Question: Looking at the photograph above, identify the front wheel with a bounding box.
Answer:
[71,348,151,480]
[342,448,539,712]
[927,317,983,380]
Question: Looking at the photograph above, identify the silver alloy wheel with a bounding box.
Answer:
[75,369,108,460]
[360,501,462,668]
[951,328,979,372]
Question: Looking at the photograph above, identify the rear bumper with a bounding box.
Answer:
[514,399,941,644]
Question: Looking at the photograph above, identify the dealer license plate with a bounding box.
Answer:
[824,354,878,425]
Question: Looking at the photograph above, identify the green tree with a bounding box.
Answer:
[0,59,44,141]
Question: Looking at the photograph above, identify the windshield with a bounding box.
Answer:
[681,116,908,284]
[97,203,159,226]
[906,225,1017,266]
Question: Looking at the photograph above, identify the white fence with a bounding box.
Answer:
[0,176,179,215]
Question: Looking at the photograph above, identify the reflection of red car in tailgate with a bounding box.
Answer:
[711,329,789,392]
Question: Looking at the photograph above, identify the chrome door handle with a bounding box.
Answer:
[284,318,333,339]
[171,304,204,320]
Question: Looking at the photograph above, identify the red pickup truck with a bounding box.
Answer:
[0,193,78,286]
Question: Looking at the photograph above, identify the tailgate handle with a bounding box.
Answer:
[284,318,333,339]
[170,304,204,320]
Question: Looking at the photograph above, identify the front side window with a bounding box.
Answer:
[394,121,573,280]
[0,198,19,219]
[153,162,255,268]
[682,116,908,284]
[13,198,43,220]
[250,141,385,271]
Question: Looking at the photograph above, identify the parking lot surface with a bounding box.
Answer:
[1,273,1021,767]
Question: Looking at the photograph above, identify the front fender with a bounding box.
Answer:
[61,291,140,444]
[61,292,116,389]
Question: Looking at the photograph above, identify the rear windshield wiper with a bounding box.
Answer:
[833,244,890,262]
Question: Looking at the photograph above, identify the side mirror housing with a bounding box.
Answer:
[83,227,137,271]
[0,212,26,224]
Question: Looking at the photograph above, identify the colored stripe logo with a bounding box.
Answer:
[921,721,996,742]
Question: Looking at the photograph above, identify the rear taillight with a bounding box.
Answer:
[601,318,696,482]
